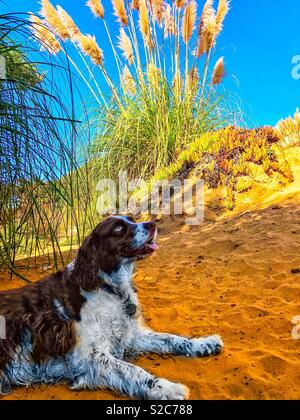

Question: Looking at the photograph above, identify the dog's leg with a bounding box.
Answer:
[69,354,189,400]
[129,329,224,357]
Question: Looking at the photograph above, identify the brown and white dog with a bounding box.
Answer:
[0,216,223,399]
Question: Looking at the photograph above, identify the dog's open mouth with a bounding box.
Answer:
[134,235,158,256]
[142,236,159,254]
[124,232,158,258]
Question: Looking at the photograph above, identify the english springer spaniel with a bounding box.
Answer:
[0,216,223,400]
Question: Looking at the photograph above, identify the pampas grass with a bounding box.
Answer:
[147,62,160,89]
[75,34,103,65]
[34,0,231,110]
[196,0,230,57]
[35,0,234,181]
[176,0,186,8]
[112,0,128,26]
[163,4,176,38]
[132,0,140,11]
[216,0,230,36]
[117,27,134,64]
[30,14,61,54]
[150,0,164,25]
[57,6,80,38]
[139,0,153,49]
[182,0,197,44]
[40,0,69,39]
[196,0,216,57]
[86,0,105,19]
[212,56,225,84]
[121,65,136,96]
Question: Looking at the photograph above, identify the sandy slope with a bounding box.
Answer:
[1,148,300,400]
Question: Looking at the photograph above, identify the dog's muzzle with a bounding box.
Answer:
[126,221,158,257]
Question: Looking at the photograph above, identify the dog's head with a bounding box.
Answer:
[72,216,158,291]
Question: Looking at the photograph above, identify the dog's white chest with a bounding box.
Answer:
[75,288,138,359]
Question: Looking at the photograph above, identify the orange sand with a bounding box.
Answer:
[1,148,300,400]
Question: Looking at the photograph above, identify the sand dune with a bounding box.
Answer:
[1,147,300,400]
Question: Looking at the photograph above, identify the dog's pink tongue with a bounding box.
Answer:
[147,242,159,250]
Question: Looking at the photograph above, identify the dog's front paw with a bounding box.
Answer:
[193,335,224,357]
[147,378,190,400]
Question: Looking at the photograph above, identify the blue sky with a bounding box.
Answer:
[2,0,300,127]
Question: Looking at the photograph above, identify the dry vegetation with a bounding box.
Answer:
[153,126,294,209]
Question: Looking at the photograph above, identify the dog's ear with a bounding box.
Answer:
[72,232,103,291]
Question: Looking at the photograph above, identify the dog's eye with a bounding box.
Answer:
[113,224,124,233]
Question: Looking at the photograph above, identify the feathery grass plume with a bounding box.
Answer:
[212,57,225,84]
[117,28,134,64]
[147,62,160,89]
[163,4,176,38]
[215,0,230,36]
[201,0,215,25]
[40,0,69,40]
[121,65,136,96]
[182,0,197,43]
[204,13,218,47]
[131,0,140,11]
[150,0,164,25]
[176,0,185,8]
[112,0,128,26]
[75,34,103,65]
[86,0,105,19]
[30,14,61,54]
[56,6,80,39]
[195,0,216,57]
[139,0,153,49]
